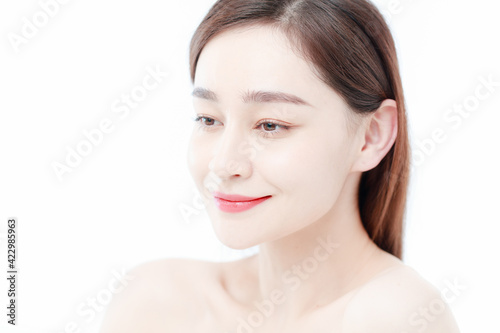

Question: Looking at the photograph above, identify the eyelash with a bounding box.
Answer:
[193,116,291,138]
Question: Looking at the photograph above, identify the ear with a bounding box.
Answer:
[351,99,398,172]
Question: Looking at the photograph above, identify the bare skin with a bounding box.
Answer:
[100,251,460,332]
[100,25,460,332]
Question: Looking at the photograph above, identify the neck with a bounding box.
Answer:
[248,173,382,316]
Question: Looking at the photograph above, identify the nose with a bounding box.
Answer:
[208,124,253,181]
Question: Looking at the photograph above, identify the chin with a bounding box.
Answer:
[210,218,265,250]
[221,240,256,250]
[214,227,261,250]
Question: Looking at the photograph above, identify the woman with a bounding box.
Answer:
[100,0,461,331]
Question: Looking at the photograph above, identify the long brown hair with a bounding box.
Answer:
[189,0,410,259]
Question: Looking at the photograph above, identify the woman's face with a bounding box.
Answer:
[187,25,365,249]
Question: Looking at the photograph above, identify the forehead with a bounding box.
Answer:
[194,25,326,102]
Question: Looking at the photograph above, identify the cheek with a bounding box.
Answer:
[266,130,348,182]
[258,133,350,212]
[187,133,211,192]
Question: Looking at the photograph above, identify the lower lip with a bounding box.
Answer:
[214,196,271,213]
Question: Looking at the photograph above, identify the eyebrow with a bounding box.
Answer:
[191,87,311,106]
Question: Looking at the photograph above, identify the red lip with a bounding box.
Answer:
[212,192,271,213]
[212,191,269,202]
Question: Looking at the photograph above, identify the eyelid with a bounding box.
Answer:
[255,118,290,128]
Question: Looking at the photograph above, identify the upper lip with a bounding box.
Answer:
[212,191,271,202]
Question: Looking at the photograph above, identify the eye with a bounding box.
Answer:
[255,120,290,138]
[192,116,291,138]
[193,116,222,128]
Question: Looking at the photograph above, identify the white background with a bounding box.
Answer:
[0,0,499,332]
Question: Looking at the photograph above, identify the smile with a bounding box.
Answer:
[212,192,272,213]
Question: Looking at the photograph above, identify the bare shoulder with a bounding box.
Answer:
[99,257,220,333]
[341,264,461,333]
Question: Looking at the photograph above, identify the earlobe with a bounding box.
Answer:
[353,99,398,172]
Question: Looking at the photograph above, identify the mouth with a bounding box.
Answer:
[212,192,272,213]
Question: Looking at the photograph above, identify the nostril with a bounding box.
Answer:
[226,160,241,175]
